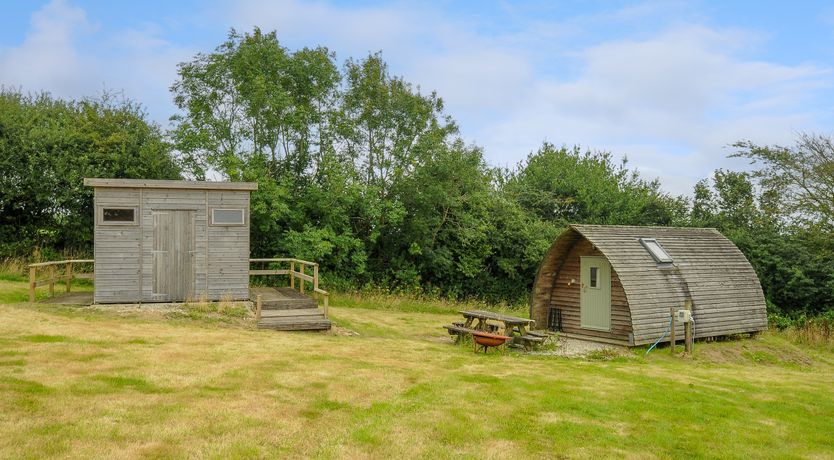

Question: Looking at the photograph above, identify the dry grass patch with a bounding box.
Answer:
[0,292,833,458]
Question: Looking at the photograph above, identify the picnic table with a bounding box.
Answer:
[444,310,549,350]
[460,310,535,337]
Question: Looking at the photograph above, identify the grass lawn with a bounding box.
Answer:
[1,282,833,459]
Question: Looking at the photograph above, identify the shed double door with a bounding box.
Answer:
[152,210,196,301]
[580,256,611,331]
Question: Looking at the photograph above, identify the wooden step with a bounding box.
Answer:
[257,318,332,331]
[261,299,318,310]
[251,286,331,330]
[260,308,325,318]
[251,286,319,310]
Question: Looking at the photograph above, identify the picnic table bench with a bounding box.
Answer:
[444,310,550,350]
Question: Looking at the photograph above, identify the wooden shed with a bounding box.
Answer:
[530,225,768,346]
[84,178,258,304]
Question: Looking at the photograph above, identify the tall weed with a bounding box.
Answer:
[770,311,834,348]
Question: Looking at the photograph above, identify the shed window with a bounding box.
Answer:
[212,208,245,225]
[639,238,673,264]
[589,267,599,288]
[101,207,136,224]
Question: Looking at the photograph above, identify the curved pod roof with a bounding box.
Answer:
[531,225,768,345]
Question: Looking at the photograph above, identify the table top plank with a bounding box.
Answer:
[458,310,535,325]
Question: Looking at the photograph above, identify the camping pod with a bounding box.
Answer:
[530,225,768,346]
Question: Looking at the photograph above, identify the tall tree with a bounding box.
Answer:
[712,170,757,230]
[170,28,342,261]
[0,90,180,256]
[339,53,457,193]
[733,134,834,231]
[689,169,834,315]
[504,143,686,227]
[171,28,340,180]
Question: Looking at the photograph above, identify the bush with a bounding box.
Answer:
[770,311,834,347]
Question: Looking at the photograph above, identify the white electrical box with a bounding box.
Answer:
[675,309,692,323]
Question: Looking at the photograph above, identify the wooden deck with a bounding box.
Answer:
[251,287,331,331]
[36,287,330,332]
[40,292,93,305]
[29,257,332,332]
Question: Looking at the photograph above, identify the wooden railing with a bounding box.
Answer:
[248,258,330,318]
[28,259,94,303]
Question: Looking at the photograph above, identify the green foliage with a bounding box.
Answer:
[767,310,834,347]
[0,89,180,256]
[171,28,340,180]
[504,143,688,226]
[733,134,834,231]
[690,169,834,316]
[4,27,831,313]
[170,28,546,301]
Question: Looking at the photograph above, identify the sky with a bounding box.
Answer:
[2,0,833,196]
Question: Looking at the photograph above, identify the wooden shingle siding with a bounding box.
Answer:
[530,231,582,326]
[89,179,256,304]
[93,188,142,303]
[549,239,632,345]
[531,225,768,346]
[206,191,250,300]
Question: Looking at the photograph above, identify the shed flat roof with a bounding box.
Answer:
[83,178,258,191]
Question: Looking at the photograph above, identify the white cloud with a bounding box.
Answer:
[0,0,192,125]
[107,25,194,124]
[2,0,830,196]
[0,0,96,95]
[227,1,831,196]
[486,25,828,194]
[231,0,421,53]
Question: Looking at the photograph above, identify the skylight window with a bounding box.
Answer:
[639,238,673,264]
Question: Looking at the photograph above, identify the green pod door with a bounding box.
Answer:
[580,256,611,331]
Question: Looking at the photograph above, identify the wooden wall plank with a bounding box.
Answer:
[531,224,768,346]
[548,239,633,344]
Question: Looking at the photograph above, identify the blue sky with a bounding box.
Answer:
[2,0,833,195]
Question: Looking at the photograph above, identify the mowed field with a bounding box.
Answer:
[1,280,833,459]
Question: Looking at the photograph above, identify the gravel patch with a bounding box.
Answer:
[527,336,628,358]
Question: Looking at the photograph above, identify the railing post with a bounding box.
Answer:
[29,266,36,303]
[299,263,305,295]
[48,265,55,297]
[290,261,295,289]
[323,294,329,319]
[313,264,319,300]
[66,262,73,293]
[256,294,262,322]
